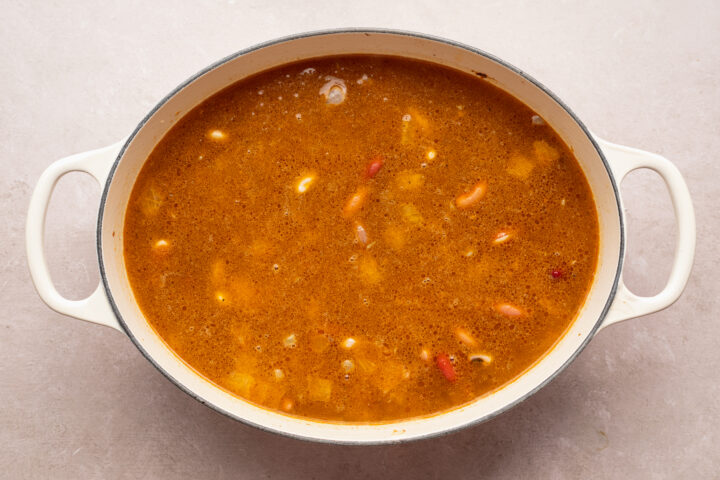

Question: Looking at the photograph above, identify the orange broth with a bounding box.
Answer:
[124,56,599,421]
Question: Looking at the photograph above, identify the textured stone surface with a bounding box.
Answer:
[1,1,718,478]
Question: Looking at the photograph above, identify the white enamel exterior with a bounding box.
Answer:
[26,30,696,444]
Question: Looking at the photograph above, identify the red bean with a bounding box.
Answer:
[365,156,384,179]
[551,269,563,279]
[436,353,456,382]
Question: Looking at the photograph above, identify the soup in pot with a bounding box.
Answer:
[124,56,599,421]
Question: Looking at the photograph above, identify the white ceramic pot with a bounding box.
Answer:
[26,30,696,444]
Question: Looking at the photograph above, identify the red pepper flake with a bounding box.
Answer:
[551,268,563,279]
[364,156,384,179]
[435,353,456,382]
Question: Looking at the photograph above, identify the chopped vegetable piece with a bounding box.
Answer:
[357,357,378,374]
[209,129,226,140]
[154,239,169,249]
[383,226,406,250]
[420,349,431,362]
[211,260,226,284]
[455,327,478,347]
[379,362,407,393]
[307,376,332,402]
[226,371,255,397]
[494,303,525,318]
[341,359,355,373]
[310,334,330,353]
[252,381,286,406]
[342,186,368,218]
[274,369,285,380]
[531,115,546,126]
[139,187,163,216]
[455,181,487,209]
[468,353,492,364]
[341,337,356,349]
[395,170,425,191]
[435,353,456,382]
[533,140,560,165]
[507,154,534,180]
[215,292,228,304]
[358,256,382,284]
[426,149,437,160]
[283,334,297,348]
[400,203,423,225]
[364,156,384,179]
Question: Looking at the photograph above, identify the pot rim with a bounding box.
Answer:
[96,28,624,444]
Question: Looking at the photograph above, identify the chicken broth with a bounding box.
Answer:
[124,56,599,421]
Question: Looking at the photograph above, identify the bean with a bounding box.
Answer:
[454,327,477,347]
[343,186,368,218]
[153,239,170,251]
[493,231,513,244]
[494,303,524,318]
[455,181,487,209]
[208,129,226,140]
[435,353,456,382]
[354,222,369,246]
[365,156,384,179]
[296,174,316,193]
[468,353,493,364]
[395,171,425,191]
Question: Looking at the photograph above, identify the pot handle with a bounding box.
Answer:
[26,141,126,332]
[596,138,696,329]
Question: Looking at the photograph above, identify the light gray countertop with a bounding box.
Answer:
[2,1,718,478]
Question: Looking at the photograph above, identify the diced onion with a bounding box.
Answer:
[284,334,297,348]
[341,359,355,373]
